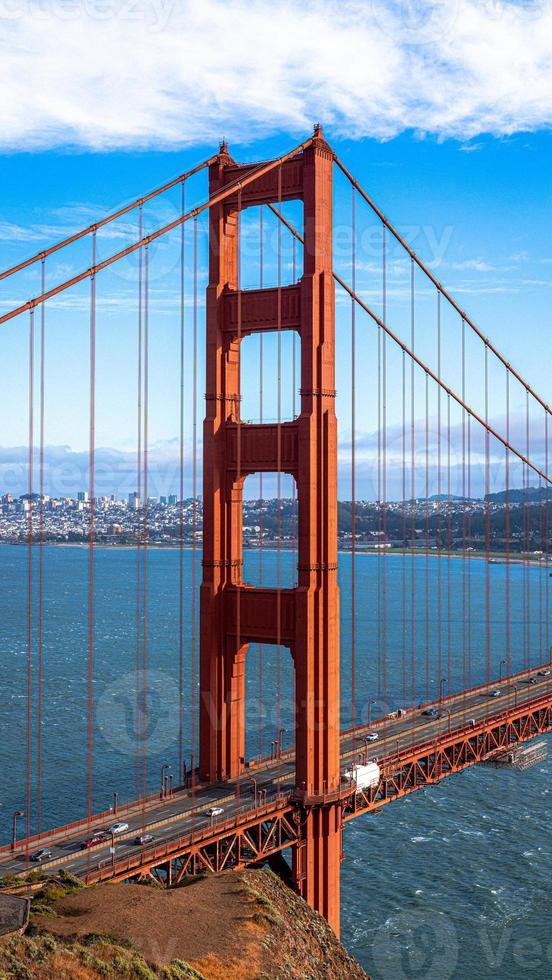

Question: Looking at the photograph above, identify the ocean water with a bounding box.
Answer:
[0,543,550,978]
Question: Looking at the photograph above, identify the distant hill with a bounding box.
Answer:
[485,486,549,504]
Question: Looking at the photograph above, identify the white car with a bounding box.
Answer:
[108,822,129,835]
[206,806,224,818]
[364,732,379,742]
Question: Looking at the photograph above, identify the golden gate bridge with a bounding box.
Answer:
[1,126,551,937]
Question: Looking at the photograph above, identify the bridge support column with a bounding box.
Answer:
[199,128,342,934]
[293,804,341,934]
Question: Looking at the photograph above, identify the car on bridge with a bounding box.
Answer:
[206,806,224,818]
[30,848,52,863]
[364,732,379,742]
[539,669,551,676]
[529,676,538,685]
[422,708,441,718]
[108,822,129,835]
[81,832,110,849]
[134,833,154,845]
[489,689,501,698]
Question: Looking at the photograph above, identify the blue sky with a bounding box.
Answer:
[0,0,551,499]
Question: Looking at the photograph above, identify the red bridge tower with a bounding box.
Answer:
[199,127,341,933]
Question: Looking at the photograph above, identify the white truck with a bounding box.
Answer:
[342,761,381,792]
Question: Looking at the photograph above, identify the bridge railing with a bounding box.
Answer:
[83,789,294,884]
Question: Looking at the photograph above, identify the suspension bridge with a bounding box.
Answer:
[1,126,551,937]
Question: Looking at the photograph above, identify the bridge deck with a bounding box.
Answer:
[1,665,551,883]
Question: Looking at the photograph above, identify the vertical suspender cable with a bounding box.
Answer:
[382,227,388,709]
[191,217,198,790]
[467,413,472,687]
[505,370,510,677]
[447,393,452,688]
[178,180,186,784]
[377,292,382,709]
[276,165,282,747]
[26,307,34,848]
[351,187,356,727]
[259,207,264,760]
[236,190,242,797]
[485,344,491,684]
[37,258,45,833]
[546,409,549,666]
[402,351,407,705]
[437,294,443,687]
[135,206,143,801]
[88,231,96,826]
[425,372,429,701]
[461,320,467,690]
[142,242,149,801]
[410,260,416,706]
[526,391,531,668]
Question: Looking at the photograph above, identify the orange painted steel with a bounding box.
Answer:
[0,156,217,281]
[199,128,342,933]
[332,155,552,419]
[0,137,315,327]
[74,691,552,893]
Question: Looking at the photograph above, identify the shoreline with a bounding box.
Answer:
[1,540,549,568]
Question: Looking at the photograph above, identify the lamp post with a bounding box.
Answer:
[113,791,119,816]
[169,774,174,798]
[277,728,288,758]
[439,678,447,702]
[499,659,506,682]
[161,764,171,799]
[110,829,116,869]
[248,777,258,808]
[12,810,24,851]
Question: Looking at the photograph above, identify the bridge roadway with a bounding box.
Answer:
[1,665,551,882]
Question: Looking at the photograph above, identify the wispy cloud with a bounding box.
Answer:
[0,1,551,151]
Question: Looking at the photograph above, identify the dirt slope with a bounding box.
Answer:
[1,869,368,979]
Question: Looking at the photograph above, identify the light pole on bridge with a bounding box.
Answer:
[439,678,447,702]
[499,659,506,682]
[11,810,24,851]
[247,777,258,808]
[161,764,171,799]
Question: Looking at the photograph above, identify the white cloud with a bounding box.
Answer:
[0,0,551,151]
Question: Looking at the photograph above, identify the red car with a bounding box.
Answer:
[81,832,109,849]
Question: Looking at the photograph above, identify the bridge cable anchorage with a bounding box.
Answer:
[0,156,217,282]
[331,153,552,421]
[0,136,316,328]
